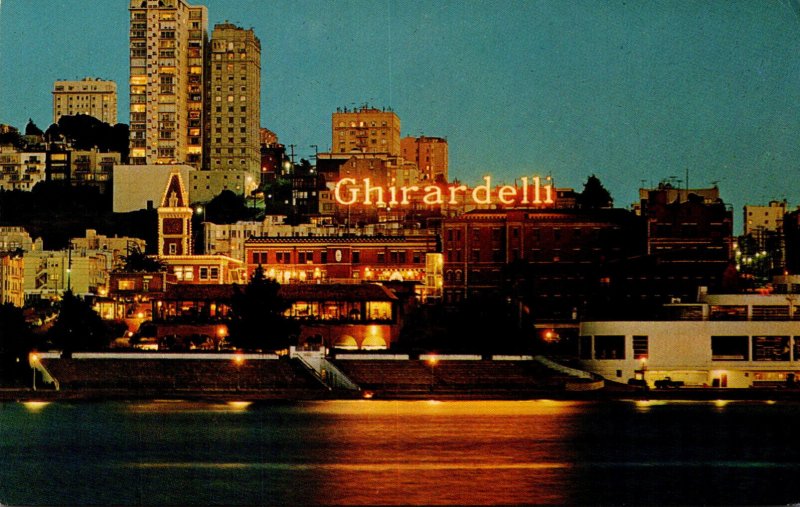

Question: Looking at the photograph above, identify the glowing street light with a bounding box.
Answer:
[217,326,228,345]
[639,356,648,384]
[233,351,245,390]
[29,353,39,391]
[427,355,439,392]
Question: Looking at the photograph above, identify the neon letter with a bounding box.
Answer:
[498,185,517,205]
[400,185,419,205]
[363,178,385,206]
[471,176,492,205]
[334,178,358,205]
[448,184,468,204]
[423,185,444,205]
[520,177,529,204]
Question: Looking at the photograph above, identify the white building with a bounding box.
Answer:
[113,164,195,212]
[0,227,42,252]
[52,77,118,125]
[24,249,114,298]
[578,291,800,388]
[70,230,146,270]
[0,147,46,191]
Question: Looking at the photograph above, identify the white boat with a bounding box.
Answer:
[578,285,800,389]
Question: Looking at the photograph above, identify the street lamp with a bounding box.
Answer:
[233,351,245,391]
[427,355,439,392]
[30,353,39,391]
[217,326,228,350]
[638,356,648,386]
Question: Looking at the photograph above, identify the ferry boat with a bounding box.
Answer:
[577,279,800,389]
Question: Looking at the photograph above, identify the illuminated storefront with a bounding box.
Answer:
[243,234,439,286]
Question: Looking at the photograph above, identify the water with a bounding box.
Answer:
[2,399,800,505]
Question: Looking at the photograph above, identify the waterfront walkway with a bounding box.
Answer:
[5,352,799,401]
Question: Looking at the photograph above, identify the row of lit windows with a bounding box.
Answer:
[336,121,390,128]
[251,250,426,265]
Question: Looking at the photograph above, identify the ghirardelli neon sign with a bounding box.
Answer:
[333,176,555,206]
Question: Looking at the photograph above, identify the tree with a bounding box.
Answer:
[25,118,44,137]
[577,174,613,210]
[229,266,297,351]
[119,245,166,272]
[0,303,32,373]
[0,129,24,149]
[55,115,130,162]
[44,123,63,144]
[202,189,253,224]
[48,290,111,352]
[259,176,293,215]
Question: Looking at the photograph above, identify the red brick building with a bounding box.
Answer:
[243,233,440,286]
[642,187,734,262]
[442,209,643,320]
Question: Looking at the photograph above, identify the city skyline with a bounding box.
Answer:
[1,0,800,222]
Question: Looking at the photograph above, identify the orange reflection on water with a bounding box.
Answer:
[305,399,585,416]
[305,400,582,505]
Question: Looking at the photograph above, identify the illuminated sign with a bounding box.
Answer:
[333,176,554,206]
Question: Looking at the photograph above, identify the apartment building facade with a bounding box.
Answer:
[401,135,448,183]
[331,106,401,156]
[52,78,118,125]
[208,23,261,178]
[129,0,208,167]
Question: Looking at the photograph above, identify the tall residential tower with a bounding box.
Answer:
[129,0,207,167]
[207,23,261,177]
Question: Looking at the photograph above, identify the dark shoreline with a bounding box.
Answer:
[5,387,800,403]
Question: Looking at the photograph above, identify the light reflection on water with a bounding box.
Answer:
[3,399,800,505]
[304,398,584,415]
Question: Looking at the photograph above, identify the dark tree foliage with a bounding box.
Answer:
[0,183,109,247]
[119,245,166,272]
[56,114,130,162]
[229,266,297,352]
[0,185,155,250]
[48,290,111,352]
[0,303,32,368]
[0,129,25,148]
[201,189,256,224]
[577,174,613,210]
[44,123,62,143]
[108,208,159,254]
[259,177,293,215]
[25,119,44,137]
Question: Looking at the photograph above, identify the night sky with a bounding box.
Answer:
[1,0,799,228]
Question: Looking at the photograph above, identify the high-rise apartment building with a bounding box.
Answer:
[401,136,448,183]
[332,106,401,156]
[52,78,118,125]
[129,0,207,167]
[208,23,261,177]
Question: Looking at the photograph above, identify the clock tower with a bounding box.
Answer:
[157,170,193,256]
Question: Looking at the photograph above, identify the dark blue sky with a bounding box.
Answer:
[1,0,799,227]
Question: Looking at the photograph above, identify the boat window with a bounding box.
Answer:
[594,335,624,360]
[711,336,749,361]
